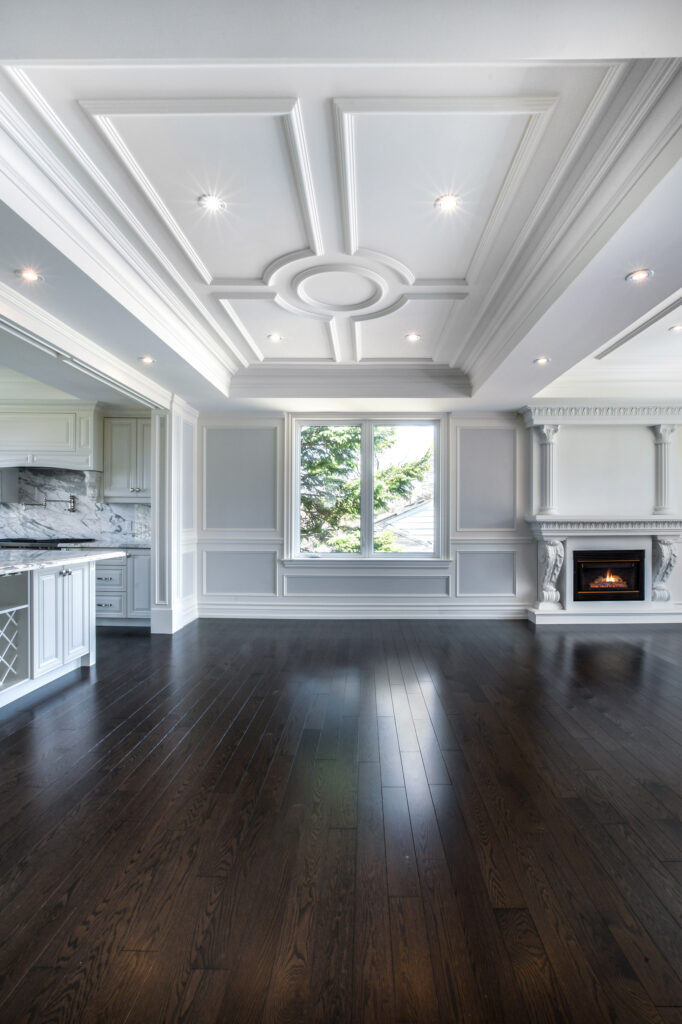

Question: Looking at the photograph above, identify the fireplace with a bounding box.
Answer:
[573,549,645,602]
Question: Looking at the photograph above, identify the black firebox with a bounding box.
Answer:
[573,549,645,602]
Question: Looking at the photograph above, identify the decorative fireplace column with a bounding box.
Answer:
[537,424,559,515]
[652,425,676,515]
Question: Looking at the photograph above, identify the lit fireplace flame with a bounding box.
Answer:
[589,568,628,589]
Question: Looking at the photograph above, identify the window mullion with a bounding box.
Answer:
[361,421,374,557]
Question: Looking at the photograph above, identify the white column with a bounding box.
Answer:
[652,425,676,515]
[537,425,559,514]
[150,407,179,634]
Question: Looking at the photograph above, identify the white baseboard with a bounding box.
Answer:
[151,600,198,634]
[197,599,528,620]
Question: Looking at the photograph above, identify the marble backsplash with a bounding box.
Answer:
[0,468,151,543]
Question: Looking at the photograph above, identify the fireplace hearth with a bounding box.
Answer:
[573,549,645,602]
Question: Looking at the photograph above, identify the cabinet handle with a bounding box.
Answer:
[97,602,114,608]
[98,576,114,581]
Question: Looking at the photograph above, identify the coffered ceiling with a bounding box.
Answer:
[0,5,680,410]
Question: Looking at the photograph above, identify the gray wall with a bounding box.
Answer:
[197,414,536,617]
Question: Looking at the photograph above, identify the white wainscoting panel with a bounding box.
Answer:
[203,549,278,596]
[457,427,516,530]
[203,425,278,530]
[284,574,450,597]
[456,550,516,596]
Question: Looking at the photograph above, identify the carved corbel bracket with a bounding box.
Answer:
[537,538,565,608]
[652,537,678,602]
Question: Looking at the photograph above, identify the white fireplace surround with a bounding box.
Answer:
[526,517,681,624]
[521,404,682,625]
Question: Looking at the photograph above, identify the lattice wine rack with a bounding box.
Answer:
[0,608,21,685]
[0,574,29,688]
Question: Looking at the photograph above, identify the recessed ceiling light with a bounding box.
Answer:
[625,268,654,283]
[267,332,283,343]
[434,193,459,213]
[15,267,42,283]
[138,355,156,365]
[405,332,422,343]
[534,356,551,365]
[668,324,682,333]
[197,194,227,212]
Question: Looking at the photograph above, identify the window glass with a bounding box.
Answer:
[373,424,434,552]
[299,424,362,553]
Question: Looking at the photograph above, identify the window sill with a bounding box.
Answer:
[280,557,452,570]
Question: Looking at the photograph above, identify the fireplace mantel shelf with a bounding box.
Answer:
[526,516,682,538]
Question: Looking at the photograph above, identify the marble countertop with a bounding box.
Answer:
[58,541,151,550]
[0,549,126,576]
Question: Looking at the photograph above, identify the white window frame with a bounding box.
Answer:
[286,413,448,561]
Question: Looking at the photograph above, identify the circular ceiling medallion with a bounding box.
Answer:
[294,265,386,313]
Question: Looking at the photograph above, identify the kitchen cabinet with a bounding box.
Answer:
[0,404,102,470]
[32,563,90,677]
[127,551,151,618]
[103,417,152,501]
[95,549,151,622]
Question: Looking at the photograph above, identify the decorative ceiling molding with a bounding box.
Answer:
[0,281,172,408]
[522,403,682,426]
[462,59,680,384]
[81,96,324,286]
[3,66,247,375]
[229,362,471,399]
[334,94,556,332]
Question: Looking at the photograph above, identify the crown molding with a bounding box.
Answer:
[0,281,172,409]
[459,59,681,383]
[229,362,471,398]
[2,67,243,380]
[522,403,682,426]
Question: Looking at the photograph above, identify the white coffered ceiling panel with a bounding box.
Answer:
[86,102,316,283]
[0,57,679,407]
[347,106,533,280]
[354,296,455,362]
[219,297,336,362]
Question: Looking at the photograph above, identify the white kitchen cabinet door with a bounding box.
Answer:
[135,418,152,497]
[103,418,137,499]
[127,553,151,617]
[32,568,63,677]
[63,564,90,662]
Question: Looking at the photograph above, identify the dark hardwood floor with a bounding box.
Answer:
[0,619,680,1023]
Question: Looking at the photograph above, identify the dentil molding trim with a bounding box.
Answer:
[522,404,682,426]
[526,515,682,537]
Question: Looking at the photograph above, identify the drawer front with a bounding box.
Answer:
[98,555,126,567]
[95,567,125,590]
[95,593,126,617]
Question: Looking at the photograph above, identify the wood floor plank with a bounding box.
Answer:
[0,618,677,1024]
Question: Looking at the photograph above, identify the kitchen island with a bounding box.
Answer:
[0,548,124,710]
